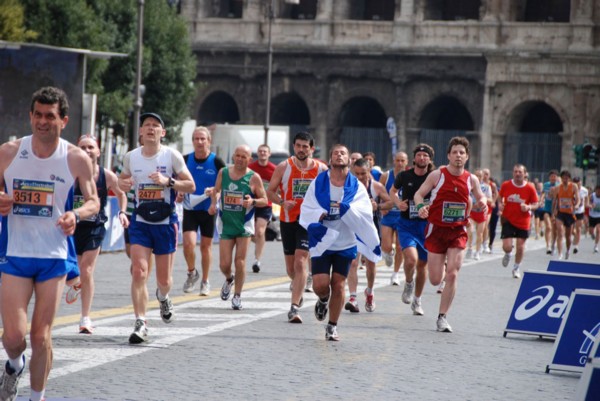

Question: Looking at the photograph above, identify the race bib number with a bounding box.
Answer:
[442,201,466,223]
[559,198,572,210]
[292,178,312,199]
[138,183,164,203]
[326,201,340,221]
[223,190,244,212]
[409,200,428,219]
[12,179,54,218]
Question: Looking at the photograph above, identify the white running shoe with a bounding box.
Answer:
[79,316,93,334]
[128,319,148,344]
[182,268,200,293]
[199,280,210,296]
[382,252,393,267]
[0,354,25,401]
[474,251,481,261]
[437,280,446,294]
[594,246,599,254]
[502,253,511,267]
[512,267,521,279]
[402,281,414,304]
[325,324,339,341]
[411,298,424,316]
[305,273,314,293]
[231,294,243,310]
[66,283,82,304]
[390,272,400,286]
[465,248,473,259]
[436,315,453,333]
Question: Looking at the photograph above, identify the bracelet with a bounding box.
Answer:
[416,203,425,211]
[119,211,126,216]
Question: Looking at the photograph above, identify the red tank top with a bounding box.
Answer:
[428,166,472,227]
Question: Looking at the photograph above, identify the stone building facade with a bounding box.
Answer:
[179,0,600,181]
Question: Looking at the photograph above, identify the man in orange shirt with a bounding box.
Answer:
[498,164,539,279]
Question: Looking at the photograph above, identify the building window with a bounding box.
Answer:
[424,0,481,21]
[280,0,317,20]
[212,0,243,19]
[351,0,395,21]
[521,0,571,23]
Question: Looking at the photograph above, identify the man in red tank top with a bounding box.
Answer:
[414,137,487,333]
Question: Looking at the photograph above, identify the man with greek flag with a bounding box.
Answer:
[300,144,381,341]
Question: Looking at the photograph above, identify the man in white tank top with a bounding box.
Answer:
[0,87,99,401]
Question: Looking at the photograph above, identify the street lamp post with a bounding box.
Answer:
[131,0,145,149]
[264,0,275,145]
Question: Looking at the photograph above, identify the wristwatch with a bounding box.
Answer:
[168,177,175,188]
[252,199,257,207]
[72,210,81,224]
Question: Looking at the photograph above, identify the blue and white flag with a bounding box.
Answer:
[300,171,381,262]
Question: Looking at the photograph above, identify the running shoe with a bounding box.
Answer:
[199,280,211,296]
[390,272,400,286]
[0,355,25,401]
[437,280,446,294]
[314,298,329,321]
[344,296,359,313]
[436,315,453,333]
[288,306,302,323]
[305,273,314,293]
[573,247,579,254]
[79,316,93,334]
[402,280,414,304]
[565,251,570,260]
[502,253,511,267]
[231,294,243,310]
[325,324,339,341]
[364,289,375,313]
[594,246,598,254]
[411,298,424,316]
[382,252,393,267]
[482,243,490,253]
[220,277,234,300]
[182,268,200,293]
[512,267,521,279]
[128,319,148,344]
[474,251,481,261]
[465,248,472,259]
[252,260,261,273]
[156,289,174,323]
[546,248,552,255]
[66,283,82,304]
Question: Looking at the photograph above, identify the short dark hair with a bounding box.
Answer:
[329,143,349,159]
[447,136,470,155]
[560,170,571,178]
[31,87,69,118]
[548,169,559,176]
[363,151,376,161]
[293,131,314,147]
[353,158,370,169]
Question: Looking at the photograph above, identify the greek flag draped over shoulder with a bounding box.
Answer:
[299,171,381,262]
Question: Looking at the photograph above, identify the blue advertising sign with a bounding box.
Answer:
[547,261,600,276]
[504,270,600,338]
[575,333,600,401]
[547,289,600,373]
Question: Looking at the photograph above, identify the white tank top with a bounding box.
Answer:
[590,192,600,218]
[122,146,185,225]
[1,136,74,259]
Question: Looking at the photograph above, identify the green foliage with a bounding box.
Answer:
[18,0,196,142]
[0,0,38,41]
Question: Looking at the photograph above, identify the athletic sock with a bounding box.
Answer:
[30,389,45,401]
[7,353,24,373]
[156,289,167,301]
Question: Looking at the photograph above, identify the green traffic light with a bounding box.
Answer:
[583,159,589,166]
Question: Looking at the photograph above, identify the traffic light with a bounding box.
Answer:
[582,143,599,169]
[573,144,583,168]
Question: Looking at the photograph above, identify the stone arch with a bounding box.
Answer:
[418,95,475,130]
[501,100,564,179]
[270,91,310,125]
[336,96,389,166]
[197,91,240,125]
[494,94,570,136]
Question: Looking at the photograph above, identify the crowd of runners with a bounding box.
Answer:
[1,87,598,401]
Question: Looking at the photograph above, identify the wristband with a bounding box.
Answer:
[416,203,425,211]
[119,211,126,216]
[167,177,175,188]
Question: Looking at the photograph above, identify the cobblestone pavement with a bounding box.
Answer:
[4,236,590,400]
